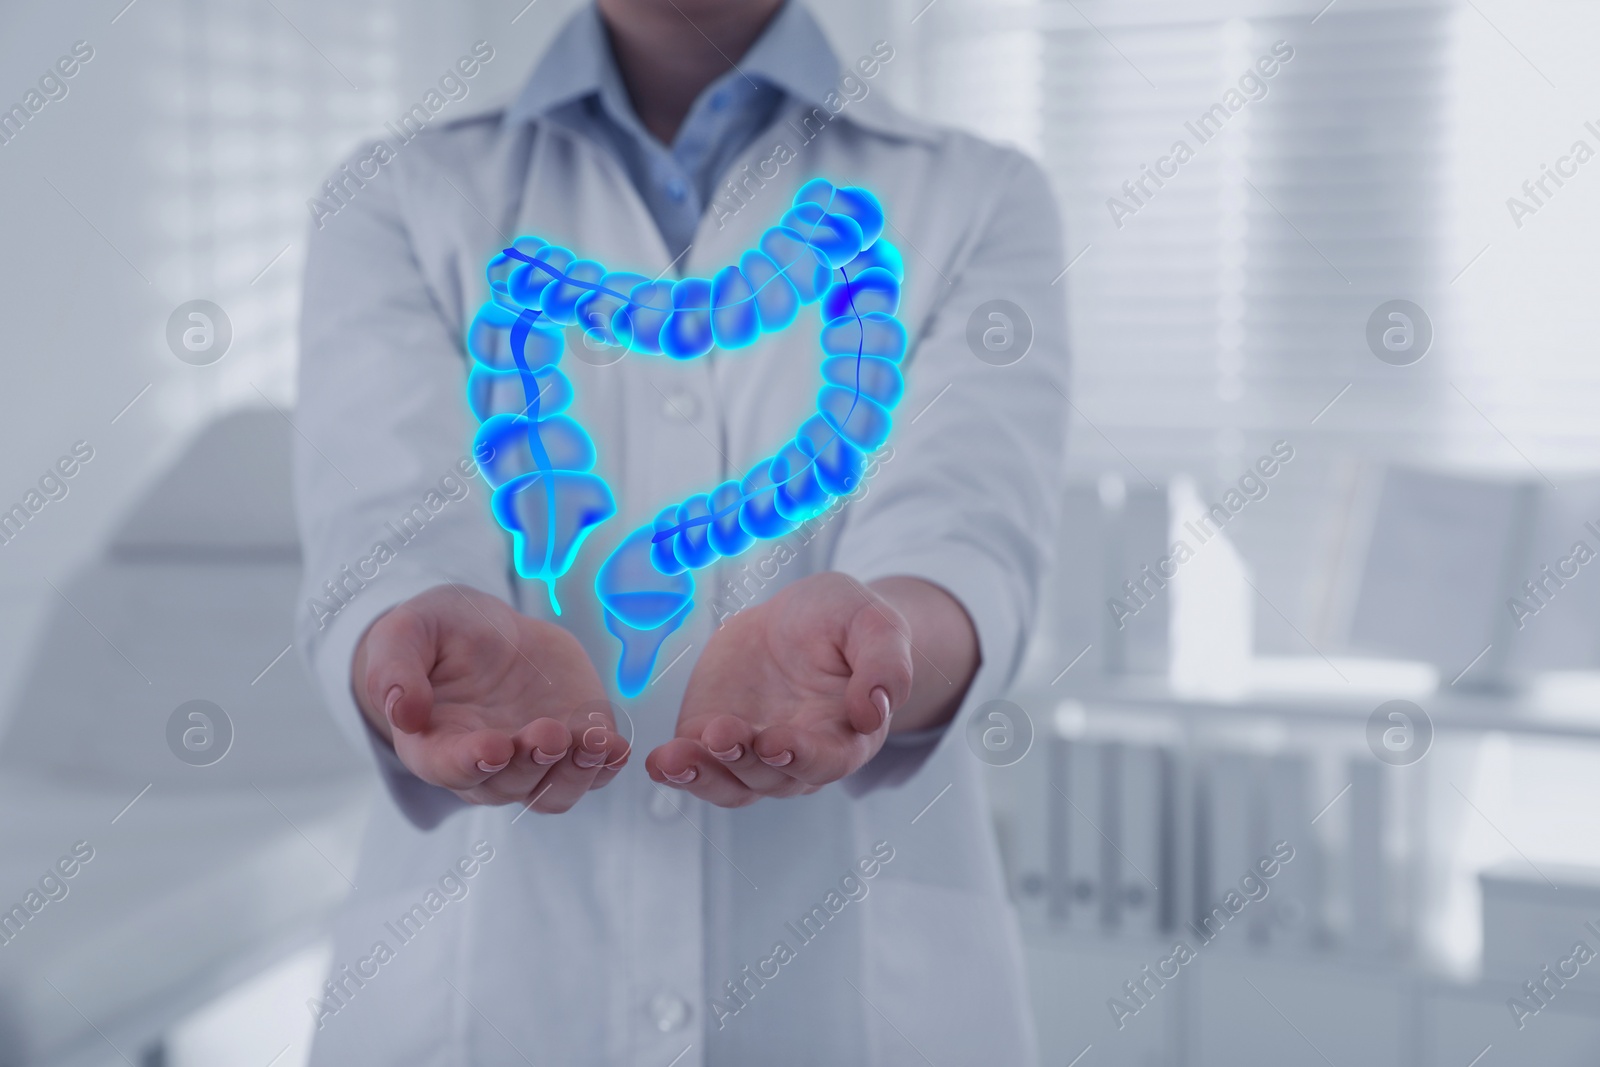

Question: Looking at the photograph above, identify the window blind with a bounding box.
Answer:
[910,0,1456,652]
[149,0,399,424]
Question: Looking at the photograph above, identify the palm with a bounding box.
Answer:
[422,611,605,739]
[359,584,624,812]
[679,594,866,753]
[646,572,913,805]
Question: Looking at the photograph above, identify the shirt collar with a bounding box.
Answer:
[505,5,612,123]
[504,2,937,145]
[735,0,841,116]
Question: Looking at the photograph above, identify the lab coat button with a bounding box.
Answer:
[648,788,678,822]
[648,991,691,1032]
[662,391,701,422]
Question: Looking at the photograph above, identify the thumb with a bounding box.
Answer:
[842,598,914,735]
[359,603,436,735]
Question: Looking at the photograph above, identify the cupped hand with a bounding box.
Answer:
[644,572,916,807]
[353,584,628,812]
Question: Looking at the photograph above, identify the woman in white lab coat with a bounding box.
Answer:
[293,1,1066,1063]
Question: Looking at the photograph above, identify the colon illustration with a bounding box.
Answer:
[464,178,908,696]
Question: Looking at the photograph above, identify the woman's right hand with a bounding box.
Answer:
[352,584,627,812]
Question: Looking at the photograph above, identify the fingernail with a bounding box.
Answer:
[759,750,794,767]
[384,685,403,724]
[532,747,565,766]
[574,749,605,769]
[871,686,892,729]
[710,744,743,762]
[477,758,509,773]
[664,767,698,784]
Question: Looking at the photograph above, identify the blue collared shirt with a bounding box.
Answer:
[507,2,839,259]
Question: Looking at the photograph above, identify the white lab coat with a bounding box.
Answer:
[293,40,1066,1067]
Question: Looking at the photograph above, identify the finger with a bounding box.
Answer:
[589,736,632,790]
[583,725,632,791]
[751,722,861,787]
[698,715,805,796]
[476,718,572,802]
[568,701,631,776]
[843,601,915,735]
[522,726,615,813]
[646,739,759,807]
[571,711,631,778]
[646,737,704,784]
[397,727,515,792]
[361,604,438,734]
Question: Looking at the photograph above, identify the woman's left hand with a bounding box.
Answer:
[645,572,917,807]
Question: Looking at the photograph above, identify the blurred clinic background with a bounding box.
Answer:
[3,0,1600,1064]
